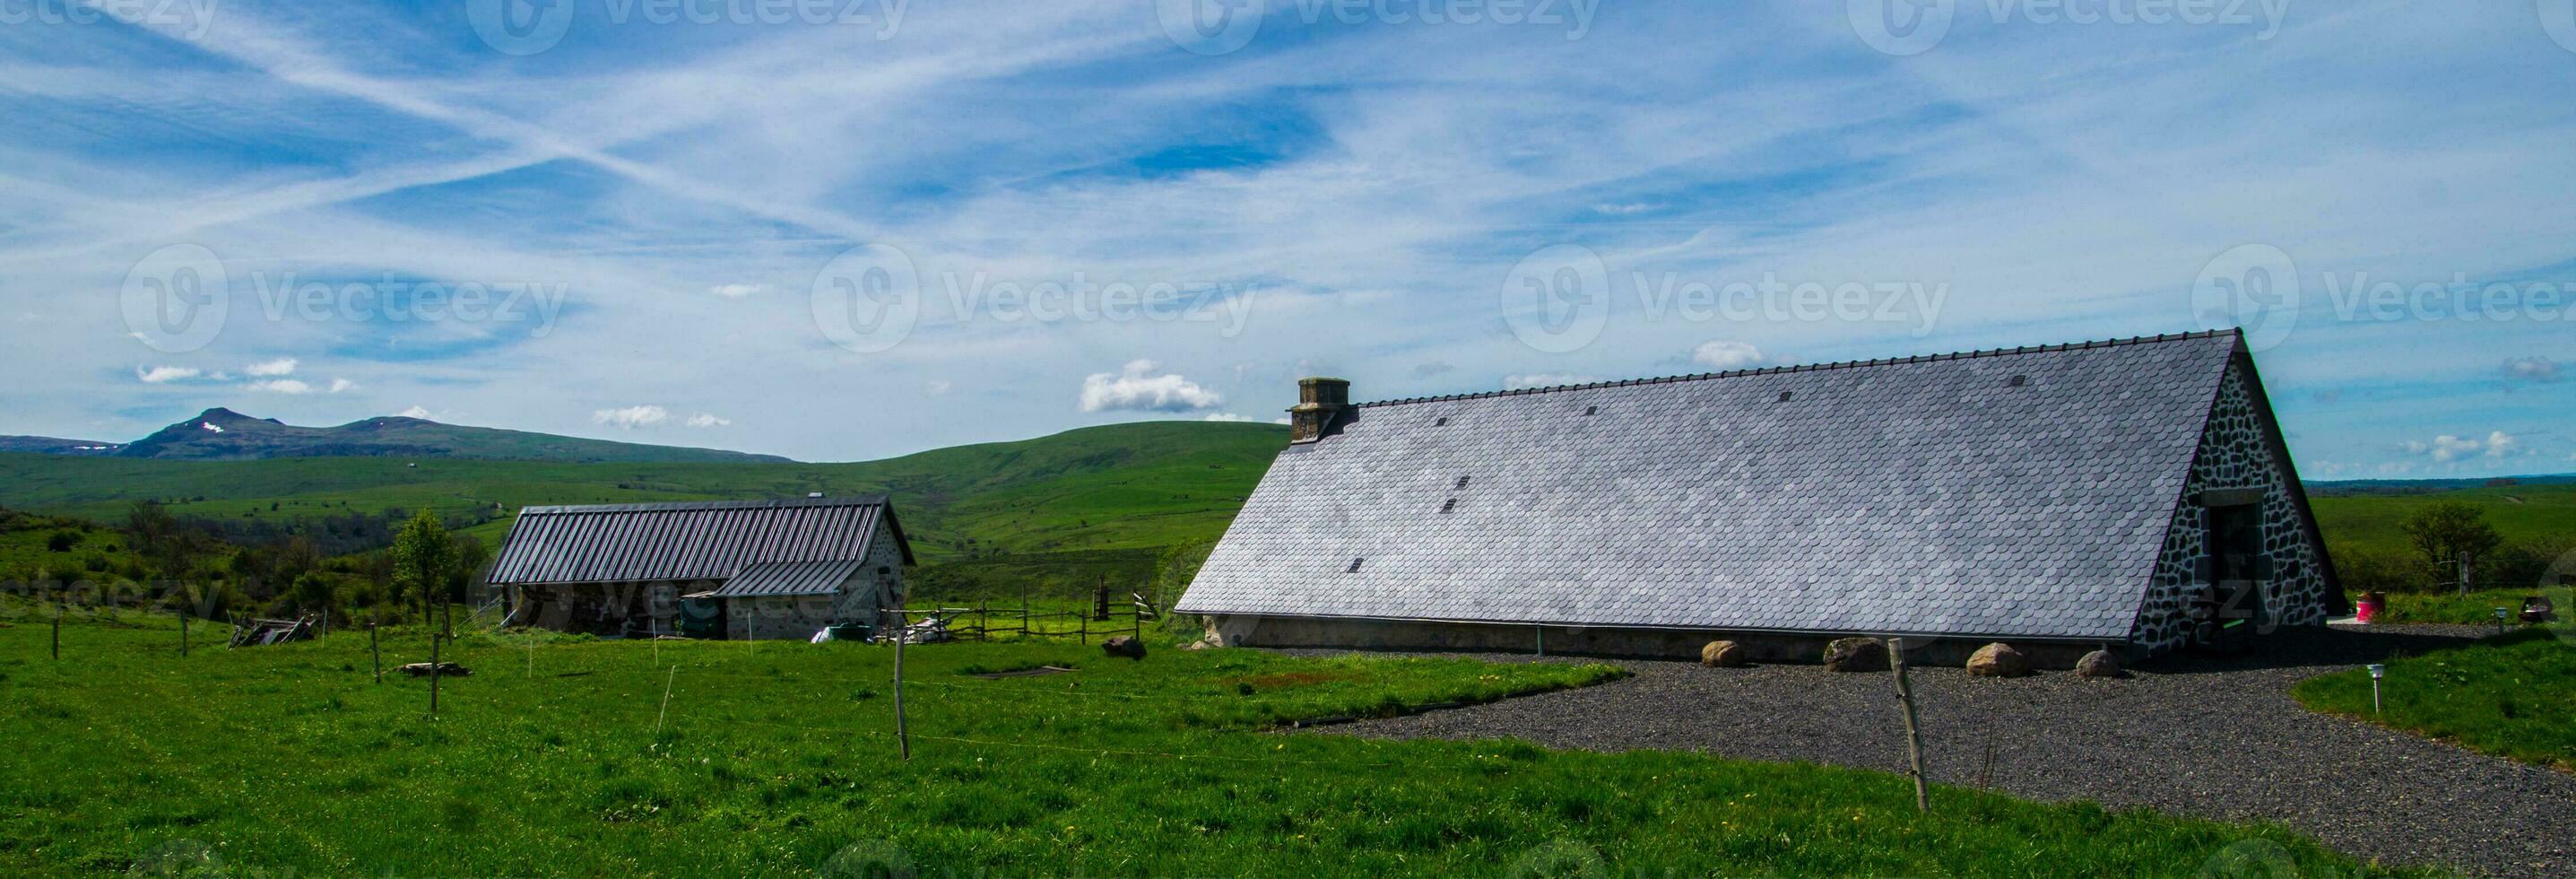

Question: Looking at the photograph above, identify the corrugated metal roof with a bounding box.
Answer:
[1176,331,2252,641]
[488,496,912,586]
[700,559,868,597]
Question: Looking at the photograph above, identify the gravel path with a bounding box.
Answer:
[1309,626,2576,877]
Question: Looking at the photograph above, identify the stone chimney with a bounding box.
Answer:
[1287,377,1350,444]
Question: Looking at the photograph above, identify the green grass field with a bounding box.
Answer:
[0,605,2422,878]
[2294,627,2576,771]
[2309,483,2576,552]
[2374,588,2569,626]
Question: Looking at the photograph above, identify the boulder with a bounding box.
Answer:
[399,662,471,677]
[1822,637,1888,673]
[1699,640,1748,667]
[1101,635,1147,660]
[1965,642,2031,678]
[2075,649,2124,679]
[1184,640,1212,651]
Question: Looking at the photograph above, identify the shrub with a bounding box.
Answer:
[45,531,80,553]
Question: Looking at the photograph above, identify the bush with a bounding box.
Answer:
[45,531,80,553]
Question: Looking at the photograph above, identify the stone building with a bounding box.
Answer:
[1176,330,2338,666]
[487,496,913,640]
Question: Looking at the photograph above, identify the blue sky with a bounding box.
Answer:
[3,0,2573,476]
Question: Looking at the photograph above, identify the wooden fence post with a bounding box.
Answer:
[655,666,675,735]
[52,602,63,660]
[370,623,383,683]
[893,625,911,761]
[1888,637,1930,814]
[180,614,188,657]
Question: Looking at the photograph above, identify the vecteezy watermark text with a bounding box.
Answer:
[1501,245,1947,353]
[1848,0,2290,57]
[2190,243,2576,352]
[0,0,218,39]
[1158,0,1600,56]
[808,244,1256,353]
[469,0,907,56]
[119,243,568,353]
[246,274,568,335]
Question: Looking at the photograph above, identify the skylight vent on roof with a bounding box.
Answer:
[2009,374,2028,387]
[1776,391,1793,403]
[1435,417,1448,426]
[1583,405,1598,416]
[1440,498,1457,513]
[1454,475,1471,489]
[1346,558,1365,573]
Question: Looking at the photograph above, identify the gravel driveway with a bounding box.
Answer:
[1311,625,2575,877]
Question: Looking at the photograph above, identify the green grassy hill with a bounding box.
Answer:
[0,421,1288,598]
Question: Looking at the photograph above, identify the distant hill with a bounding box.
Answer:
[0,407,789,464]
[0,420,1292,599]
[0,436,121,455]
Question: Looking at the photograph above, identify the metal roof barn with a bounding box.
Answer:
[488,496,914,587]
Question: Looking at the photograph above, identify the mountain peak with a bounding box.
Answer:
[58,407,794,464]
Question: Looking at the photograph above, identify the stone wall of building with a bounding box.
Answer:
[2128,359,2333,655]
[1205,615,2103,669]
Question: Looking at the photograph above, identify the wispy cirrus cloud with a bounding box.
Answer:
[0,0,2567,477]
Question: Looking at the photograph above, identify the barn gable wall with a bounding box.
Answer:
[736,515,907,640]
[2128,358,2332,655]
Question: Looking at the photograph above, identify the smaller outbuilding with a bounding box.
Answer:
[487,496,914,640]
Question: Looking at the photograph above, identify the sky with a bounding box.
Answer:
[2,0,2572,477]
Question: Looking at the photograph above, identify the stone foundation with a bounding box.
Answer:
[1205,615,2109,670]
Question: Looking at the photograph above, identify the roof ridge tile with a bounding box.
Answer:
[1357,329,2236,409]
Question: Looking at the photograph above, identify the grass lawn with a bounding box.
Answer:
[0,605,2426,877]
[2295,627,2576,771]
[2372,588,2568,626]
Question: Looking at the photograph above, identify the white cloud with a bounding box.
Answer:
[593,405,670,429]
[709,283,763,299]
[1593,203,1656,215]
[397,405,434,419]
[1504,373,1599,390]
[244,358,298,377]
[2408,431,2520,463]
[327,378,357,394]
[1079,360,1222,413]
[136,365,200,383]
[1690,340,1766,371]
[925,379,952,396]
[2502,356,2562,383]
[685,413,731,428]
[247,379,313,394]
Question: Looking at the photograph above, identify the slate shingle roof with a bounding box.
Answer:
[1175,332,2248,641]
[488,496,911,587]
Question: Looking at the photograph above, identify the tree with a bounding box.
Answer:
[391,509,455,621]
[2400,501,2502,594]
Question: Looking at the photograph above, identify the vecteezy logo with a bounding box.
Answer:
[2190,244,2301,352]
[817,840,915,878]
[469,0,576,57]
[811,243,921,353]
[120,244,229,353]
[2546,0,2576,53]
[1156,0,1263,56]
[1501,244,1609,354]
[1849,0,1954,56]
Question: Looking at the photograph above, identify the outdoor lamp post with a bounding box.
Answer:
[2494,606,2511,637]
[2366,664,2387,716]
